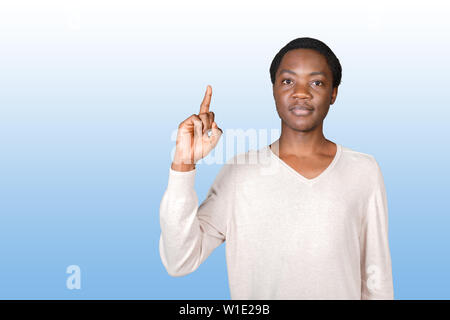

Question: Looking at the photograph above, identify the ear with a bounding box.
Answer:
[330,86,338,105]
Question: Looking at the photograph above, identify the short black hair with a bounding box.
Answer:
[270,37,342,88]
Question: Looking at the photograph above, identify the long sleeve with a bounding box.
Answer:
[159,162,235,277]
[360,157,394,299]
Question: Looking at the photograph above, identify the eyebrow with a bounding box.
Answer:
[278,69,327,77]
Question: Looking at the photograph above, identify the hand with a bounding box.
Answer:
[171,85,223,171]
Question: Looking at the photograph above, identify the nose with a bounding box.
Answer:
[292,82,312,100]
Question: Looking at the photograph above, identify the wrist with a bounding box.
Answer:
[171,162,196,172]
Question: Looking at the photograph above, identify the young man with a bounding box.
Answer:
[159,37,394,300]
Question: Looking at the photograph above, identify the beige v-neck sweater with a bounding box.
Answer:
[159,143,394,300]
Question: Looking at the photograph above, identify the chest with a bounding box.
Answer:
[229,177,365,257]
[280,154,335,180]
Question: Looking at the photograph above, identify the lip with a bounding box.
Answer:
[289,105,314,116]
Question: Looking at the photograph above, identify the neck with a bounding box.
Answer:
[271,122,331,157]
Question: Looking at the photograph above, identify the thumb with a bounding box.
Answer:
[207,122,223,147]
[212,121,222,133]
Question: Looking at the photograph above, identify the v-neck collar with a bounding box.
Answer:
[266,142,342,185]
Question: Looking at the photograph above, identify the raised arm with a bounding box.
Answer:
[159,85,231,277]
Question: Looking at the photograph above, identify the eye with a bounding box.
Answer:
[282,79,323,87]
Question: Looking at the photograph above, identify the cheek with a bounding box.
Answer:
[274,92,289,106]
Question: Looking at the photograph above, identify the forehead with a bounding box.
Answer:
[279,49,330,75]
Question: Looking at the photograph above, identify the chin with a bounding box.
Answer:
[284,120,317,133]
[292,125,316,133]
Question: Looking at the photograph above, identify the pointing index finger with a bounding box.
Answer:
[199,85,212,114]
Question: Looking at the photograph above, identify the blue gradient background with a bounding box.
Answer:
[0,0,449,299]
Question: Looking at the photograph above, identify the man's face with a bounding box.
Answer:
[273,48,338,133]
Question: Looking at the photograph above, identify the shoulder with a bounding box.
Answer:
[220,147,270,181]
[211,149,257,183]
[223,148,260,169]
[340,144,383,184]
